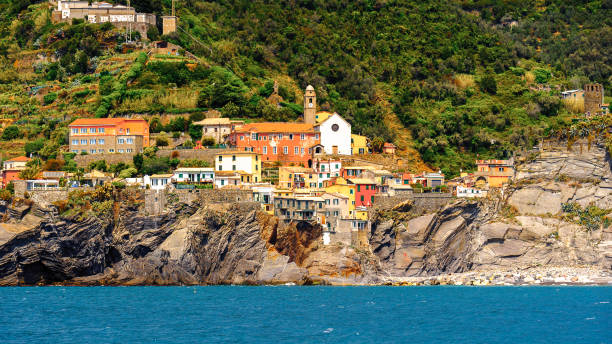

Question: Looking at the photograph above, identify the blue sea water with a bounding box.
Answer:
[0,286,610,343]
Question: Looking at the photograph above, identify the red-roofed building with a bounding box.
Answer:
[228,122,320,164]
[1,156,31,188]
[383,142,396,155]
[68,118,149,154]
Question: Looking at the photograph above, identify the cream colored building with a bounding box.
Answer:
[193,118,244,144]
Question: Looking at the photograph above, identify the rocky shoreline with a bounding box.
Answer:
[381,266,612,286]
[0,143,611,286]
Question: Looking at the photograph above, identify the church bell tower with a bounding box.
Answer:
[303,85,316,124]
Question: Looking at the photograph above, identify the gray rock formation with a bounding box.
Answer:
[0,142,610,285]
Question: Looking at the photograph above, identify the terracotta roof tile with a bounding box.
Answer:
[234,122,314,133]
[6,156,31,162]
[69,118,147,126]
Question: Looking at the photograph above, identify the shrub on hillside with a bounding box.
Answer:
[1,125,20,140]
[478,74,497,94]
[43,92,58,105]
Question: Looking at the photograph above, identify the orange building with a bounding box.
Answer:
[228,122,320,164]
[474,159,514,187]
[69,118,150,154]
[1,156,31,188]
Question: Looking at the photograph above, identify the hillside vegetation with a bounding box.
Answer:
[0,0,610,176]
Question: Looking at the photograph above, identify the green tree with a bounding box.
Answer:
[479,74,497,94]
[197,67,248,108]
[188,123,202,141]
[1,126,20,140]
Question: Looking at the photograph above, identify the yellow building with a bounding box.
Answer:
[214,151,262,183]
[325,177,356,216]
[315,111,333,123]
[278,166,318,189]
[355,208,368,220]
[351,134,369,155]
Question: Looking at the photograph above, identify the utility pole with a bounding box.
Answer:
[172,0,175,16]
[126,0,132,43]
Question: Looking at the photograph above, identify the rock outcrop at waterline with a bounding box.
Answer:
[0,142,610,285]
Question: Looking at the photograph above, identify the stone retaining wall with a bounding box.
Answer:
[157,148,231,162]
[74,153,136,167]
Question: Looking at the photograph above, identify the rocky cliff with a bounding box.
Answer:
[369,142,612,285]
[0,143,610,286]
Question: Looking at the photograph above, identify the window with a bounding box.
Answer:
[219,156,223,162]
[263,136,267,140]
[126,128,130,134]
[81,128,87,133]
[71,128,78,134]
[327,173,330,178]
[127,138,134,144]
[294,147,299,154]
[332,124,339,132]
[232,155,236,161]
[232,165,236,171]
[263,147,267,154]
[117,138,125,144]
[72,150,78,153]
[179,174,183,178]
[118,149,124,153]
[72,140,78,145]
[357,185,361,192]
[365,185,369,190]
[371,196,374,203]
[240,135,244,140]
[335,164,339,169]
[218,165,222,171]
[301,148,305,154]
[315,134,319,140]
[350,189,354,195]
[319,173,323,178]
[90,139,96,145]
[126,149,133,153]
[251,133,257,140]
[321,165,326,172]
[90,128,97,133]
[333,199,339,205]
[300,134,305,140]
[360,195,364,202]
[98,149,104,153]
[81,139,87,145]
[109,149,114,153]
[283,146,288,154]
[289,134,293,140]
[90,149,96,154]
[268,135,272,141]
[98,139,105,145]
[99,128,105,133]
[255,155,258,161]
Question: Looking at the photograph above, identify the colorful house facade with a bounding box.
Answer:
[68,118,150,154]
[227,122,318,164]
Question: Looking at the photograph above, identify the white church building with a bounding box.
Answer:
[303,85,352,156]
[315,112,351,155]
